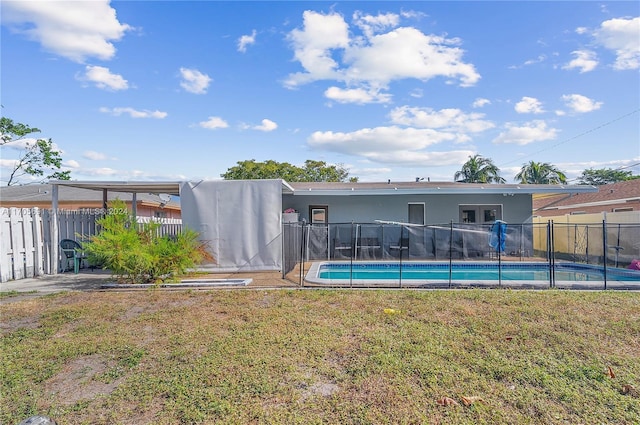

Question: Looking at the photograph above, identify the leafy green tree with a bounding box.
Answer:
[221,159,355,182]
[515,161,567,184]
[454,155,505,183]
[1,117,70,185]
[578,168,639,185]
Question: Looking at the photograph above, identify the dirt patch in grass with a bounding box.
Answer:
[44,354,123,406]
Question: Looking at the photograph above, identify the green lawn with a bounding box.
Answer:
[1,289,638,424]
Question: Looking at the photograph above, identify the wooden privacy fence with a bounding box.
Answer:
[0,208,183,283]
[0,208,45,282]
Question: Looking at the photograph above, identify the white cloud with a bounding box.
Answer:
[515,96,545,114]
[2,137,63,155]
[285,11,480,102]
[78,65,128,90]
[63,159,80,168]
[349,166,393,177]
[81,167,119,176]
[238,30,257,52]
[524,55,546,66]
[561,94,603,113]
[2,137,37,150]
[343,27,480,88]
[389,106,495,134]
[83,150,116,161]
[2,0,131,62]
[179,67,212,94]
[199,116,228,129]
[492,120,558,145]
[253,119,278,132]
[352,11,399,38]
[324,86,392,104]
[472,98,491,108]
[285,11,350,86]
[308,126,473,166]
[70,167,187,180]
[409,88,423,98]
[593,16,640,70]
[99,107,167,119]
[0,158,20,169]
[575,27,589,35]
[562,50,598,73]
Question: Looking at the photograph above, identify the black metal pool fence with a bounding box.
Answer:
[281,221,640,289]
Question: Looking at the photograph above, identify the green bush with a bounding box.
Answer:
[84,200,211,283]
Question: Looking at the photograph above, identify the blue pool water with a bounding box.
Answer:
[306,262,640,287]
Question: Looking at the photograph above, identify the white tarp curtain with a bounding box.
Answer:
[180,180,283,271]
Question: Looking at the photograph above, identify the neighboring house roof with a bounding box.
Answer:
[533,180,640,216]
[0,183,180,209]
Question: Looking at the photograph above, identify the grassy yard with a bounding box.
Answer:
[1,289,639,424]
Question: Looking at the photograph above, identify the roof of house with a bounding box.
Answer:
[533,179,640,213]
[36,179,599,198]
[287,181,598,196]
[0,183,180,208]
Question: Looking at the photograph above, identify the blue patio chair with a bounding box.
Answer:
[60,239,88,274]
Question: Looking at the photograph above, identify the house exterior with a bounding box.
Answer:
[0,183,181,219]
[283,181,598,225]
[41,179,598,273]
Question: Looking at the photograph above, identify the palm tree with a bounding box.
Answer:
[454,155,505,183]
[515,161,567,184]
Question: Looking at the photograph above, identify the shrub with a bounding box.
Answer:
[84,200,211,283]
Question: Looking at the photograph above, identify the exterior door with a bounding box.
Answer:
[408,203,425,225]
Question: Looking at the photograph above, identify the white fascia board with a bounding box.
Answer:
[280,180,295,194]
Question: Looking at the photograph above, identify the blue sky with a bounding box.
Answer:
[1,1,639,185]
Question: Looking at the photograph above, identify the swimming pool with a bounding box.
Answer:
[305,261,640,289]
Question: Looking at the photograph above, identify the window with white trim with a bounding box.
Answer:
[459,205,502,224]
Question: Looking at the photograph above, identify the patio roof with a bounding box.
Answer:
[49,180,183,195]
[50,179,296,195]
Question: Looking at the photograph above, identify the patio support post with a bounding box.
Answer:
[102,189,108,209]
[349,222,354,289]
[50,184,59,275]
[547,221,552,288]
[448,221,453,289]
[398,225,404,289]
[602,220,607,290]
[550,220,555,288]
[132,193,137,219]
[300,223,307,287]
[498,222,502,288]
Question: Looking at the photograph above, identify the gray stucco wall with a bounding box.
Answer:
[282,193,533,224]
